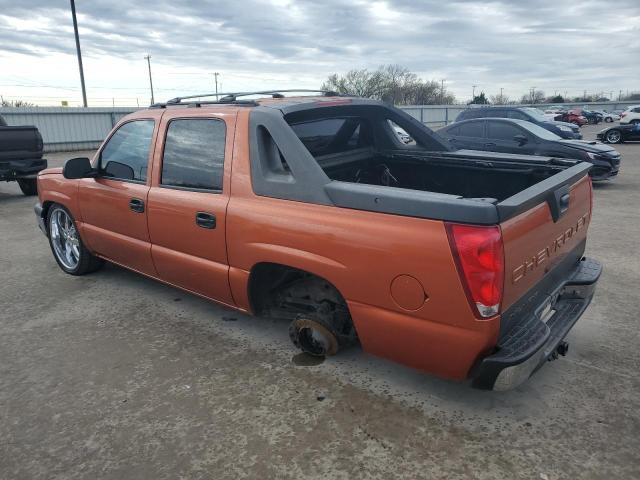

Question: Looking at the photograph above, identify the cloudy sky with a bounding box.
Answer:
[1,0,638,106]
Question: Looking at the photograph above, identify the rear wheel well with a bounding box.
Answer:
[247,262,357,345]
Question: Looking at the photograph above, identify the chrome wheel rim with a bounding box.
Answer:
[50,209,80,270]
[607,131,621,143]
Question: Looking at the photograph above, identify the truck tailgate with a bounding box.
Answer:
[499,171,592,312]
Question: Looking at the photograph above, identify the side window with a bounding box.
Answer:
[100,120,155,181]
[446,125,460,136]
[507,110,528,121]
[487,121,524,141]
[457,121,484,138]
[388,120,415,145]
[161,118,226,191]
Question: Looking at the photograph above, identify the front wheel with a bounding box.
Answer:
[17,178,37,196]
[605,117,613,123]
[605,129,623,144]
[47,204,103,275]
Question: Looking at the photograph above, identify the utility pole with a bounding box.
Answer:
[472,85,477,101]
[213,72,220,100]
[440,79,445,104]
[530,86,536,104]
[70,0,87,107]
[500,87,504,104]
[583,89,587,101]
[144,55,154,105]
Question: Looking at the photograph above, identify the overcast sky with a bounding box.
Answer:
[1,0,638,106]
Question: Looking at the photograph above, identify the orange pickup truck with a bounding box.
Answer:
[34,91,601,390]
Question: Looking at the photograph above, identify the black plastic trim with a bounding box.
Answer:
[325,181,500,224]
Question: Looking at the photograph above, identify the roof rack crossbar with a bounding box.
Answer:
[166,89,341,104]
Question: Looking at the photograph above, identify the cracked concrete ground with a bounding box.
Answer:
[1,124,638,479]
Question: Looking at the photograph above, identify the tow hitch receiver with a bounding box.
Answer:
[549,341,569,361]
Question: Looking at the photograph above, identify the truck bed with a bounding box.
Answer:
[317,148,590,225]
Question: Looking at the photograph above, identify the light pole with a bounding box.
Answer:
[70,0,87,107]
[144,55,154,105]
[440,79,445,104]
[213,72,219,100]
[472,85,477,101]
[500,87,504,104]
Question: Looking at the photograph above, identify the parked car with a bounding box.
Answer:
[439,118,621,180]
[597,123,640,144]
[34,91,601,391]
[0,114,47,195]
[456,106,582,139]
[579,109,602,125]
[554,110,588,126]
[593,110,620,123]
[620,105,640,125]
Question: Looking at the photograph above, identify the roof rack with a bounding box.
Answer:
[165,89,342,105]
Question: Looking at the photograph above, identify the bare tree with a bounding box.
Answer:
[520,89,545,104]
[322,65,456,105]
[1,98,35,107]
[490,93,510,105]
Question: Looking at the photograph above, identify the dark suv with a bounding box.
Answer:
[455,107,582,140]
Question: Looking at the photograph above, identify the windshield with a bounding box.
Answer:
[521,107,547,121]
[520,121,562,140]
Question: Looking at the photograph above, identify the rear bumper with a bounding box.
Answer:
[0,158,47,180]
[472,257,602,391]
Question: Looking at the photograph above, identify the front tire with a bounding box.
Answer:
[47,204,103,275]
[17,178,37,196]
[605,129,623,144]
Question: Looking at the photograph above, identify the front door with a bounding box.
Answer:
[485,120,537,155]
[146,113,236,306]
[78,118,159,276]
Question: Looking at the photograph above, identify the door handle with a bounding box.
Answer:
[129,198,145,213]
[195,211,216,229]
[484,142,496,147]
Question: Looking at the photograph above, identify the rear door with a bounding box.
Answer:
[146,111,236,306]
[78,117,159,276]
[447,120,487,150]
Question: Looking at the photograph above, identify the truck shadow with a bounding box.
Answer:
[91,262,573,426]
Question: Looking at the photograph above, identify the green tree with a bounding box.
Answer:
[469,92,489,105]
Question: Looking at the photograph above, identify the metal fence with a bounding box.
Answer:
[1,101,638,152]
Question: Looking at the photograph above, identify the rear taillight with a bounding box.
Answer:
[445,223,504,319]
[621,112,627,118]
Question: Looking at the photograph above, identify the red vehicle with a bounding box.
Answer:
[34,91,601,390]
[554,110,588,126]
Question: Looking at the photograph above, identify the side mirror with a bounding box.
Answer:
[63,157,95,179]
[513,134,528,146]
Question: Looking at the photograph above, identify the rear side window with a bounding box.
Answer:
[507,110,528,121]
[289,117,371,157]
[487,121,523,141]
[161,118,226,191]
[457,121,484,138]
[100,120,155,181]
